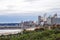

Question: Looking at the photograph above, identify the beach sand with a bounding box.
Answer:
[0,29,23,35]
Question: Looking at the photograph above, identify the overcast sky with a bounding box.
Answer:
[0,0,60,15]
[0,0,60,23]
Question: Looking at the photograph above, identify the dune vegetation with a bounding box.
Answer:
[0,26,60,40]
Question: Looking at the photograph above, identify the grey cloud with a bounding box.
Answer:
[0,5,16,12]
[7,5,16,9]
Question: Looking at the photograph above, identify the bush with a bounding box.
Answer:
[35,28,44,32]
[0,29,60,40]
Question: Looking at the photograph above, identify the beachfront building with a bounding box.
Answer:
[38,16,42,25]
[46,13,60,26]
[51,17,60,25]
[20,21,36,29]
[38,13,60,26]
[38,15,47,26]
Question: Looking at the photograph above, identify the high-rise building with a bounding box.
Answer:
[46,13,60,25]
[46,17,52,25]
[51,18,60,25]
[38,16,41,25]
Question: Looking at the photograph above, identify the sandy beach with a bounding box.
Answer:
[0,29,23,35]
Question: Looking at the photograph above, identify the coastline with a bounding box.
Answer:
[0,29,23,35]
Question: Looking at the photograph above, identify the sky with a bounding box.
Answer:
[0,0,60,23]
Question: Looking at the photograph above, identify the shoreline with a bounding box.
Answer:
[0,29,23,35]
[0,27,36,35]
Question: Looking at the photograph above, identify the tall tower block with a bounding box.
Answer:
[38,16,41,25]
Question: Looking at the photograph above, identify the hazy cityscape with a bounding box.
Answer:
[0,0,60,40]
[0,13,59,35]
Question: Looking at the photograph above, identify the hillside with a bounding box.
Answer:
[0,28,60,40]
